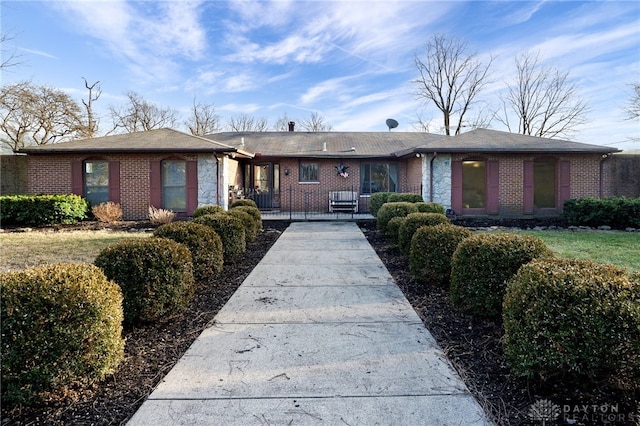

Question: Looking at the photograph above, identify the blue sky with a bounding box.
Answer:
[1,0,639,150]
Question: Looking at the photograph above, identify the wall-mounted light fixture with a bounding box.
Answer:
[284,168,290,176]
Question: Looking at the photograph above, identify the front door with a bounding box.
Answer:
[250,163,280,209]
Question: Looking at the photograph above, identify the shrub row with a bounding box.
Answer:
[390,218,638,388]
[0,194,88,226]
[563,196,640,229]
[0,201,261,407]
[370,192,430,217]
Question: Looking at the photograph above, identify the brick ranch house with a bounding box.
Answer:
[20,127,618,220]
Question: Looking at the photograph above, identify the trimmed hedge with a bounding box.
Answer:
[376,202,419,234]
[414,202,446,214]
[387,193,423,203]
[1,263,124,406]
[563,196,640,229]
[398,212,450,255]
[227,209,258,242]
[94,238,194,326]
[386,216,406,243]
[153,221,224,281]
[0,194,88,226]
[230,199,258,209]
[192,205,225,218]
[450,233,553,317]
[409,224,472,286]
[503,258,640,387]
[231,205,262,235]
[369,192,393,218]
[193,214,246,262]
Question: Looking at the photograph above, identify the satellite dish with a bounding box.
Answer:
[386,118,399,131]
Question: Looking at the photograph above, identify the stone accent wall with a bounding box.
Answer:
[197,155,218,208]
[421,154,452,209]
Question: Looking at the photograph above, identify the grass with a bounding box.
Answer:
[0,230,151,272]
[502,230,640,272]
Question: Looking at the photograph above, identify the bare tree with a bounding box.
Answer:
[108,91,179,133]
[0,81,83,151]
[299,112,332,132]
[497,51,590,139]
[185,98,220,136]
[1,32,24,70]
[624,82,640,121]
[78,77,101,138]
[273,112,295,131]
[227,113,269,132]
[413,34,493,136]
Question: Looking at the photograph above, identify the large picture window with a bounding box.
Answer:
[84,160,109,206]
[534,161,556,208]
[361,163,398,194]
[162,160,186,211]
[462,161,486,208]
[299,162,319,182]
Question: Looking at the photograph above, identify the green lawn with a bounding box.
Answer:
[502,230,640,272]
[0,230,150,272]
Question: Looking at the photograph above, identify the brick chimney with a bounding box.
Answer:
[288,121,295,132]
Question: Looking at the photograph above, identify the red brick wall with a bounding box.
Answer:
[451,153,603,216]
[27,153,198,220]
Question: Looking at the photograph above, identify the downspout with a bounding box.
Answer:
[599,153,611,198]
[215,155,221,206]
[429,152,438,202]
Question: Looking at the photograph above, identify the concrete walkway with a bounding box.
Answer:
[128,222,491,425]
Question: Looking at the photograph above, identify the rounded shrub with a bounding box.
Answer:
[369,192,393,217]
[376,202,419,234]
[503,258,640,386]
[409,224,472,286]
[94,238,194,326]
[192,205,225,218]
[398,212,450,255]
[414,202,446,214]
[386,216,406,243]
[153,221,223,281]
[233,205,262,228]
[450,233,553,317]
[230,199,258,209]
[227,208,257,242]
[1,263,124,406]
[193,214,246,262]
[387,193,423,203]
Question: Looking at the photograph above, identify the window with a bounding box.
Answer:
[462,161,485,208]
[534,161,556,208]
[299,162,319,182]
[361,163,398,194]
[84,160,109,206]
[162,160,186,211]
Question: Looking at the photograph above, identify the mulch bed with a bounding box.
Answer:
[2,219,638,425]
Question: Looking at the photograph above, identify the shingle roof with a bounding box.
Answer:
[204,132,447,158]
[19,128,245,155]
[19,127,618,157]
[407,128,617,155]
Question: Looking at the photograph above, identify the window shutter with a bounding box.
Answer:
[487,160,500,215]
[71,161,83,195]
[186,160,198,215]
[451,160,463,214]
[523,160,534,214]
[149,161,162,209]
[558,160,571,211]
[108,161,121,204]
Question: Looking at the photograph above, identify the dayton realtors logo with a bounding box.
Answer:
[527,399,640,425]
[528,399,561,425]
